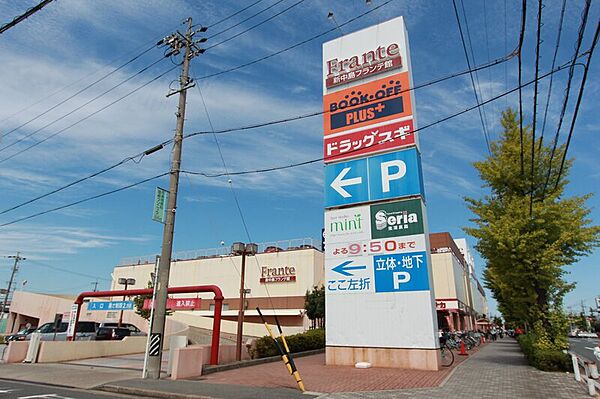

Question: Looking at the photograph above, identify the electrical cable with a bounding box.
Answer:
[0,53,587,229]
[27,259,111,282]
[452,0,491,155]
[553,20,599,191]
[192,75,279,313]
[0,42,522,217]
[459,0,491,143]
[206,0,265,29]
[195,0,395,80]
[542,0,591,197]
[517,0,527,177]
[539,0,567,151]
[206,0,283,40]
[529,0,543,216]
[0,172,169,228]
[0,63,179,164]
[204,0,305,51]
[1,46,158,142]
[0,56,169,156]
[0,0,54,35]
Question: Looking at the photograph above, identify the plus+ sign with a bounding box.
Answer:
[374,103,385,113]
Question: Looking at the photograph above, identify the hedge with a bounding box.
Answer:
[517,333,572,372]
[252,328,325,359]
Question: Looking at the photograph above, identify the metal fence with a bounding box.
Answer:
[118,237,320,266]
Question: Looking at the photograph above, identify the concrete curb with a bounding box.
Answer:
[201,348,325,375]
[99,384,215,399]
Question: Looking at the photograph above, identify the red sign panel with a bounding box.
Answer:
[326,56,402,89]
[143,297,201,310]
[324,119,415,163]
[260,275,297,284]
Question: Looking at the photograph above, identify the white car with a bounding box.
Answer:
[576,331,599,339]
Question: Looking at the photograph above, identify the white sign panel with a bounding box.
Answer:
[325,234,427,259]
[324,205,371,244]
[66,304,79,339]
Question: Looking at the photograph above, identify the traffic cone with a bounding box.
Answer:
[458,340,469,356]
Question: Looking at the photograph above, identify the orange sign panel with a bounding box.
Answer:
[323,72,413,136]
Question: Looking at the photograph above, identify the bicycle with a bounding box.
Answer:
[439,337,455,367]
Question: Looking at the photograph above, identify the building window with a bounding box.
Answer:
[209,304,229,311]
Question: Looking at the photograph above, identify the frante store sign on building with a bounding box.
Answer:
[323,16,440,370]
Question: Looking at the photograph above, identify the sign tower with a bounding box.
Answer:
[323,16,440,370]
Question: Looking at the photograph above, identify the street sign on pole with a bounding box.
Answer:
[87,301,134,311]
[152,187,169,223]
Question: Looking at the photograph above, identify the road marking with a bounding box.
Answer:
[18,394,75,399]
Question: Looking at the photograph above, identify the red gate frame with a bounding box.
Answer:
[71,285,224,365]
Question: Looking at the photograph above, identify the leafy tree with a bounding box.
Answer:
[132,280,172,320]
[465,109,599,345]
[304,285,325,329]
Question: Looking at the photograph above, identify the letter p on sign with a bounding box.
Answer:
[380,160,406,193]
[393,271,410,289]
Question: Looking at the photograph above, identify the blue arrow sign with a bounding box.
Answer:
[332,260,367,277]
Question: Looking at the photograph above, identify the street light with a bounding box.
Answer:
[117,277,136,327]
[231,242,258,361]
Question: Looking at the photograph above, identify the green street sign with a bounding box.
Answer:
[370,198,424,239]
[152,187,169,223]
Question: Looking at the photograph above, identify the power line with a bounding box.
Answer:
[542,0,591,197]
[0,56,585,229]
[204,0,306,51]
[0,173,169,228]
[0,46,158,142]
[452,0,491,154]
[27,259,111,282]
[553,20,599,191]
[539,0,567,151]
[529,0,543,216]
[206,0,283,40]
[0,48,517,217]
[206,0,265,29]
[194,0,395,81]
[0,63,179,164]
[517,0,527,177]
[0,0,54,35]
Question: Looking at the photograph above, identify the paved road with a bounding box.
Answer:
[0,380,140,399]
[569,337,599,368]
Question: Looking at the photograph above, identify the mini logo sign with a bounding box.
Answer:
[260,266,296,283]
[370,199,424,239]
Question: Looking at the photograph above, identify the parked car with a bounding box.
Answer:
[4,327,37,343]
[95,326,131,341]
[99,322,145,336]
[26,321,99,341]
[577,331,599,339]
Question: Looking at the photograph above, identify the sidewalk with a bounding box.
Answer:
[318,340,590,399]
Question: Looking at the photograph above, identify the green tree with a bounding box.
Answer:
[465,109,599,344]
[132,280,172,320]
[304,285,325,329]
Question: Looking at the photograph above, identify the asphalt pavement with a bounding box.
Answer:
[0,379,143,399]
[569,337,600,368]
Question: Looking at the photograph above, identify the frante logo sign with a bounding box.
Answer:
[371,198,424,239]
[323,73,412,136]
[260,266,296,283]
[325,43,402,88]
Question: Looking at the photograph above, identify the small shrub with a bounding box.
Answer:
[517,333,571,372]
[253,328,325,359]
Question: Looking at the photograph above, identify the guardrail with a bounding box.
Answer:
[569,350,600,396]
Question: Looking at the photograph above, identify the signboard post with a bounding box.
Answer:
[323,16,440,370]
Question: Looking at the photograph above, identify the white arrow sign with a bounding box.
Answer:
[331,167,362,198]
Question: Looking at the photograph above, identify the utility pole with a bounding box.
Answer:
[0,252,25,324]
[145,17,206,379]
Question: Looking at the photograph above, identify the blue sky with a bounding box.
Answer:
[0,0,598,316]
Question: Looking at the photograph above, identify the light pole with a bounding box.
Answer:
[117,277,136,327]
[231,242,258,361]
